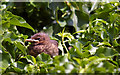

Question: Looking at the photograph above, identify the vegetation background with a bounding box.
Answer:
[0,0,120,74]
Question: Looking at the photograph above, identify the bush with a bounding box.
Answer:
[0,1,120,74]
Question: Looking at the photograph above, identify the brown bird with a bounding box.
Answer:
[25,33,59,57]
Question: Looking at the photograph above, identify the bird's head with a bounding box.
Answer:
[25,33,50,44]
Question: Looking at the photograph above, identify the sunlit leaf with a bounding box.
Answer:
[10,18,35,32]
[25,55,36,65]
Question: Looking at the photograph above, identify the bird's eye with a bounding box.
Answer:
[36,38,40,40]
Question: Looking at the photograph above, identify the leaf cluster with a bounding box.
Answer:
[0,1,120,74]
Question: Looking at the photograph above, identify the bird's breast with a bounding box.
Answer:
[28,41,59,57]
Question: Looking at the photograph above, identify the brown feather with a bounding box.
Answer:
[26,32,59,57]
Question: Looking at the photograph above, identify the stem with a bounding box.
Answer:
[63,41,68,53]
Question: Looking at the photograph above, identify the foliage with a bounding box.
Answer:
[0,1,120,74]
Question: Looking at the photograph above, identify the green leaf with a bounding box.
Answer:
[73,57,81,64]
[103,61,116,72]
[59,55,69,64]
[2,20,10,29]
[108,26,119,43]
[92,19,108,24]
[95,67,106,73]
[1,2,120,74]
[2,38,15,59]
[113,39,120,47]
[13,41,27,55]
[36,53,51,63]
[2,11,35,32]
[73,30,86,35]
[10,18,35,32]
[70,6,79,31]
[70,2,83,10]
[57,20,66,27]
[24,64,34,73]
[16,61,26,69]
[75,10,89,27]
[4,65,22,73]
[25,55,36,65]
[97,42,111,47]
[57,32,74,41]
[58,41,64,55]
[95,47,118,57]
[12,67,21,73]
[64,62,74,73]
[1,52,11,73]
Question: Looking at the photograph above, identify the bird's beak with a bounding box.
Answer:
[25,39,39,43]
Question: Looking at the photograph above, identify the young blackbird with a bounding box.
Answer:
[26,33,59,57]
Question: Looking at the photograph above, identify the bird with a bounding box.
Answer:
[25,32,59,57]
